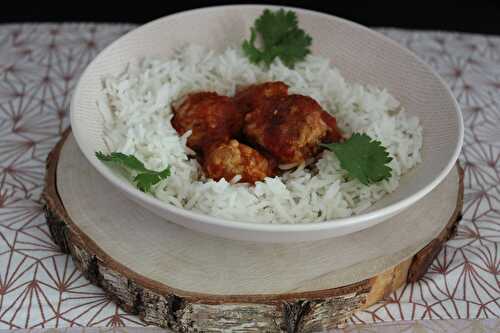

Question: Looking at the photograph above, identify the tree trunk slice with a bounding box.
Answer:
[42,129,463,332]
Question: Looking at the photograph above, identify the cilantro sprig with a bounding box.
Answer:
[96,152,170,193]
[321,133,392,185]
[242,9,312,68]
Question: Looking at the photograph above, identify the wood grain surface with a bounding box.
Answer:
[42,129,463,332]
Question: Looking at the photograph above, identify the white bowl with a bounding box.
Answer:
[70,5,463,243]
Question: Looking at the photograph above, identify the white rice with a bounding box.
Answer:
[99,44,422,224]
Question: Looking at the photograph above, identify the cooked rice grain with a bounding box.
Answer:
[99,45,422,224]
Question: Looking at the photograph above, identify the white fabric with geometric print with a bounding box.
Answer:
[0,24,499,329]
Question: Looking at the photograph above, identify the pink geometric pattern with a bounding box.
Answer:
[6,319,500,333]
[0,24,499,329]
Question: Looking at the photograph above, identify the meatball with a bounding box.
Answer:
[203,140,275,183]
[321,112,343,143]
[233,81,288,114]
[171,92,243,151]
[243,94,341,164]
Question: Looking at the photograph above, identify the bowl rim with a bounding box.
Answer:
[71,4,464,233]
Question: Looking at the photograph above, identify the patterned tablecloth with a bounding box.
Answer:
[0,24,499,331]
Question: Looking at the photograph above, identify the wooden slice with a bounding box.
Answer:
[43,129,463,332]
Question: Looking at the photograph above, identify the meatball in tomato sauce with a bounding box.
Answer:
[233,81,288,114]
[171,92,243,151]
[321,111,343,143]
[203,140,275,183]
[243,94,341,165]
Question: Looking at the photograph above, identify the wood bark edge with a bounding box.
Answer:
[41,129,464,332]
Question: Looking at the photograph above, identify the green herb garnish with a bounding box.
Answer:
[96,151,170,193]
[321,133,392,185]
[242,9,312,68]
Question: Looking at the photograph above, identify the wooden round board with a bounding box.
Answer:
[43,130,463,332]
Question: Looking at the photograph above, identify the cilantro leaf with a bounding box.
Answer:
[95,152,148,172]
[321,133,393,185]
[242,9,312,68]
[96,151,170,193]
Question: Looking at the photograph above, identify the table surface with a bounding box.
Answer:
[0,24,499,331]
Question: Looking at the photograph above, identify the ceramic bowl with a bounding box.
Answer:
[70,5,463,243]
